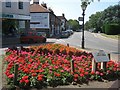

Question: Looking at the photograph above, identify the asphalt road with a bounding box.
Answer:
[54,31,118,54]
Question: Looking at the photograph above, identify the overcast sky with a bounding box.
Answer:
[31,0,119,22]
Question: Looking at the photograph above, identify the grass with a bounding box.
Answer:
[101,33,119,40]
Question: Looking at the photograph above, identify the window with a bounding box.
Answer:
[6,2,11,8]
[18,1,23,9]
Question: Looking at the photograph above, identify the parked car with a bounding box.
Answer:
[60,31,70,38]
[66,29,74,35]
[20,32,46,43]
[37,32,46,37]
[76,29,82,32]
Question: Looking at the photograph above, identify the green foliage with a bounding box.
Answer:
[105,24,120,35]
[102,25,105,33]
[85,4,120,33]
[94,27,102,33]
[68,19,80,31]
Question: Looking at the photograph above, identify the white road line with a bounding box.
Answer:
[56,39,66,42]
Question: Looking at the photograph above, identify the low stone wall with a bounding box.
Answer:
[2,37,20,45]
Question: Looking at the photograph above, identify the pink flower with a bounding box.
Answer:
[100,73,104,76]
[96,71,100,75]
[8,74,14,78]
[80,73,84,77]
[60,70,64,73]
[86,68,89,71]
[85,72,89,75]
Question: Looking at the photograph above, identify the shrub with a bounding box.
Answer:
[105,24,120,35]
[102,24,106,33]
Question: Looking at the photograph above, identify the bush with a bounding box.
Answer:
[105,24,120,35]
[102,25,105,33]
[94,27,102,33]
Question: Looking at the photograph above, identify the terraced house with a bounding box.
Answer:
[1,0,31,45]
[30,0,62,37]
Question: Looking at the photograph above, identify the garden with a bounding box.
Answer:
[3,44,120,89]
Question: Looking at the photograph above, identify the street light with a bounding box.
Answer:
[81,2,88,49]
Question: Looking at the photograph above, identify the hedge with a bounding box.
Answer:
[104,24,120,35]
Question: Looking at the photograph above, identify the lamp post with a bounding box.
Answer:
[81,2,87,49]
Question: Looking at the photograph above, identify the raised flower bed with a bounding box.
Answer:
[4,44,120,89]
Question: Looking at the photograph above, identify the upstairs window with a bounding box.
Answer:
[18,1,23,9]
[6,1,11,8]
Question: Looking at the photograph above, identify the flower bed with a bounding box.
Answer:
[4,44,120,89]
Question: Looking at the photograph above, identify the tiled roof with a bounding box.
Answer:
[58,16,67,21]
[30,4,51,13]
[58,16,64,19]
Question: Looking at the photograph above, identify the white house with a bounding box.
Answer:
[30,0,61,37]
[0,0,31,45]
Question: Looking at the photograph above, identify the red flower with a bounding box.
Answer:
[37,74,44,81]
[39,69,44,73]
[38,74,44,78]
[85,72,89,75]
[54,72,61,77]
[74,74,79,78]
[22,76,29,81]
[80,73,84,77]
[113,67,117,71]
[91,71,95,75]
[31,70,35,73]
[25,79,29,84]
[38,77,43,81]
[24,68,29,73]
[8,74,14,78]
[20,79,24,83]
[32,73,37,77]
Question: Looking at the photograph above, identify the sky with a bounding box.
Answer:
[31,0,119,23]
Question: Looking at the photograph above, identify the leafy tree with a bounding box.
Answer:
[84,4,120,33]
[85,21,90,31]
[67,19,80,31]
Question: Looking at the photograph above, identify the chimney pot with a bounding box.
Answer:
[33,0,39,4]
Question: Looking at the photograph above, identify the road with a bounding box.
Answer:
[1,31,118,54]
[52,31,118,54]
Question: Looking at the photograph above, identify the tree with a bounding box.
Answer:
[67,19,80,31]
[84,4,120,33]
[100,5,120,24]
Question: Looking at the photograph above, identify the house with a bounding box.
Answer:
[58,14,68,31]
[30,0,61,37]
[0,0,31,45]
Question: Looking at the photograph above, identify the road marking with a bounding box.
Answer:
[56,39,66,42]
[92,33,118,42]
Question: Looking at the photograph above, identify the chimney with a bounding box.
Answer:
[41,2,47,8]
[62,13,65,17]
[33,0,39,4]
